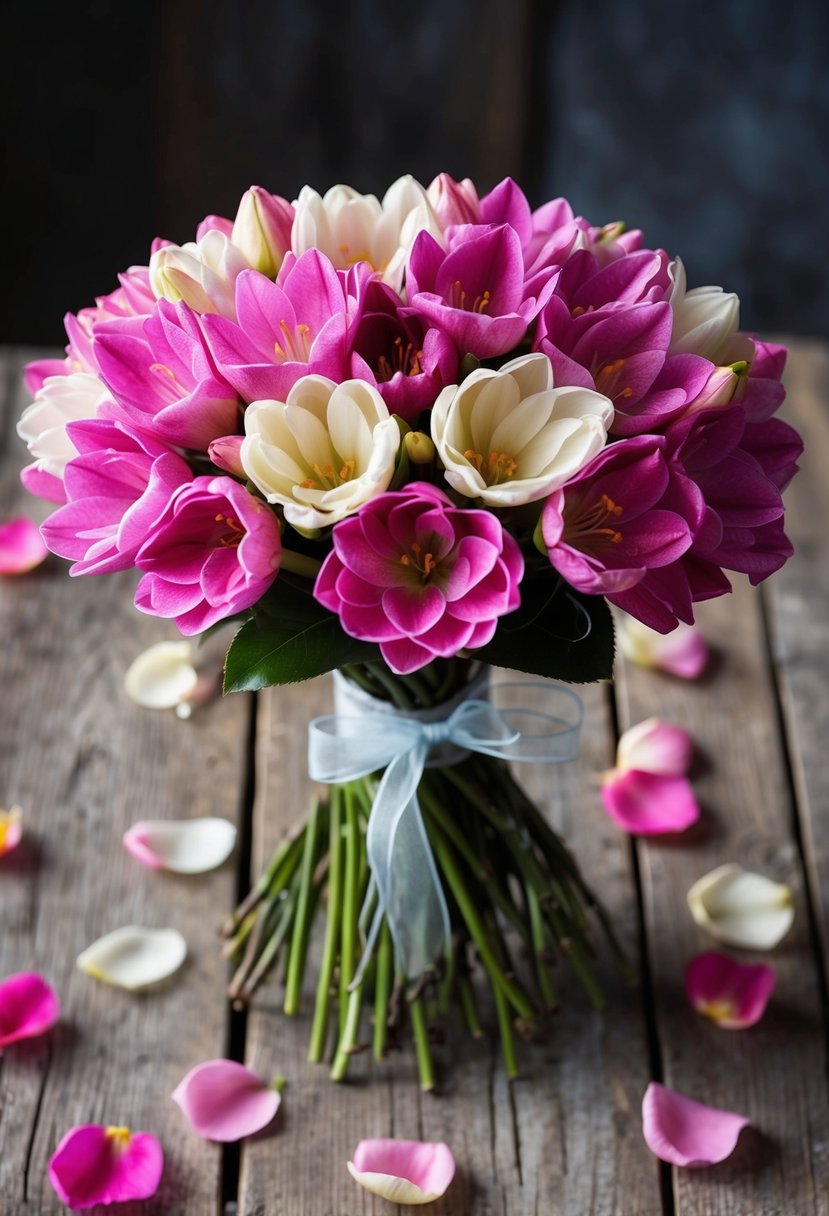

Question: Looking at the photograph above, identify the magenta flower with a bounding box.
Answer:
[642,1083,749,1168]
[41,417,191,576]
[0,972,60,1048]
[135,476,281,634]
[0,516,49,574]
[314,482,523,674]
[541,436,696,596]
[685,951,776,1029]
[172,1059,281,1141]
[201,251,355,402]
[48,1124,163,1208]
[427,172,481,229]
[94,299,242,450]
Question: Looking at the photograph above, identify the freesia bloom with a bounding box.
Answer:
[0,971,60,1048]
[150,228,251,318]
[48,1124,163,1209]
[427,172,481,229]
[616,614,709,678]
[77,926,187,990]
[241,375,400,530]
[124,818,236,874]
[172,1059,281,1141]
[685,951,776,1029]
[432,353,613,507]
[347,1138,455,1205]
[123,641,199,710]
[687,864,794,950]
[230,185,294,277]
[642,1082,749,1168]
[668,258,740,362]
[315,482,523,674]
[0,516,48,574]
[134,477,282,634]
[0,807,23,857]
[17,370,109,491]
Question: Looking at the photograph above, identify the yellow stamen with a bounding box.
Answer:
[149,363,176,379]
[698,999,737,1024]
[399,545,438,581]
[105,1127,132,1151]
[463,449,518,484]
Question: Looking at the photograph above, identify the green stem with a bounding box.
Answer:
[284,797,322,1015]
[409,996,435,1091]
[279,549,323,579]
[330,977,366,1082]
[366,663,415,709]
[458,974,484,1039]
[308,787,344,1062]
[222,827,304,938]
[339,784,361,1033]
[373,919,393,1061]
[493,976,519,1080]
[527,883,558,1011]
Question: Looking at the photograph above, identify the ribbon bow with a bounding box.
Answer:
[308,681,582,978]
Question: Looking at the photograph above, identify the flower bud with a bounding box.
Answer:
[687,361,749,413]
[208,434,245,476]
[427,173,481,229]
[149,231,250,318]
[404,431,436,465]
[231,187,294,278]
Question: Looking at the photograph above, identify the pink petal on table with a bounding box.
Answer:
[172,1059,280,1141]
[616,717,693,776]
[601,769,700,835]
[347,1138,456,1205]
[617,616,709,679]
[685,951,776,1029]
[642,1082,749,1167]
[0,516,48,574]
[48,1124,163,1209]
[0,806,23,857]
[0,971,60,1049]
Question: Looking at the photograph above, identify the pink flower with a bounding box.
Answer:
[427,172,481,229]
[314,482,523,674]
[135,476,281,634]
[347,1138,456,1204]
[0,971,60,1048]
[172,1059,281,1141]
[685,951,776,1029]
[48,1124,163,1208]
[642,1082,749,1167]
[0,516,48,574]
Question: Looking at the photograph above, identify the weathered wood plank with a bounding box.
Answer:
[239,672,660,1215]
[0,351,250,1214]
[764,337,829,978]
[616,576,829,1215]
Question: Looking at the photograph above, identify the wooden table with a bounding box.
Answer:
[1,341,827,1215]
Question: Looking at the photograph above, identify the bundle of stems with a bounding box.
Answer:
[221,660,624,1089]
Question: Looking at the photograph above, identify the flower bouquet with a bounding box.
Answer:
[17,173,801,1088]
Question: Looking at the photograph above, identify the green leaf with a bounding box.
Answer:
[475,577,614,684]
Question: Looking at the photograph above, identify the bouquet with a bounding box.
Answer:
[17,173,801,1088]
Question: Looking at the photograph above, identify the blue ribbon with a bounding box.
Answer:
[308,680,583,979]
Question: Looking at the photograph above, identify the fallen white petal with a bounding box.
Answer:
[687,864,794,950]
[77,926,187,990]
[123,818,237,875]
[124,642,199,710]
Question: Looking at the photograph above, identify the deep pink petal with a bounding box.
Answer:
[0,516,49,574]
[172,1059,280,1142]
[382,584,446,635]
[0,972,60,1048]
[48,1125,163,1208]
[684,951,776,1029]
[601,770,700,835]
[642,1082,749,1167]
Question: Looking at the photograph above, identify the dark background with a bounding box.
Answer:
[3,0,827,345]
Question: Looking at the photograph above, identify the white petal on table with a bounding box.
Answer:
[687,863,794,950]
[124,642,199,710]
[123,818,237,874]
[77,926,187,990]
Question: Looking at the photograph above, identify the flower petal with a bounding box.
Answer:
[616,718,693,776]
[0,971,60,1049]
[48,1124,163,1208]
[616,614,709,679]
[172,1059,280,1141]
[601,770,700,835]
[687,864,794,950]
[347,1138,455,1205]
[124,641,199,710]
[642,1082,749,1167]
[77,926,187,990]
[0,516,48,574]
[0,806,23,857]
[123,818,236,874]
[685,951,776,1028]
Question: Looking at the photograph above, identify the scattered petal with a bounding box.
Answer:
[617,718,693,776]
[687,864,794,950]
[123,818,236,874]
[172,1059,280,1141]
[0,516,48,574]
[601,769,700,835]
[0,806,23,856]
[347,1138,456,1205]
[124,641,199,710]
[617,615,709,679]
[0,972,60,1049]
[685,951,776,1029]
[642,1081,749,1167]
[77,926,187,990]
[48,1124,163,1209]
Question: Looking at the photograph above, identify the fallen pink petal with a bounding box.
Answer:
[616,717,693,776]
[601,769,700,835]
[642,1081,749,1167]
[617,615,710,679]
[48,1124,163,1209]
[0,516,48,575]
[0,806,23,857]
[172,1059,280,1141]
[347,1138,456,1205]
[685,951,777,1029]
[0,971,60,1050]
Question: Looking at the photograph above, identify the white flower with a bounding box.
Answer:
[241,375,400,530]
[291,176,442,291]
[149,229,251,318]
[16,371,109,478]
[431,353,614,507]
[668,257,740,362]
